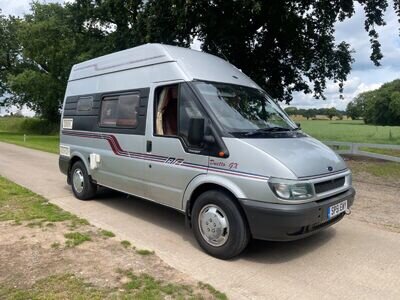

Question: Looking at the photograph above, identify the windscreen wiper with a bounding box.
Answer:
[242,127,292,136]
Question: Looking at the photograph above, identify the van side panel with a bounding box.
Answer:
[61,87,150,198]
[60,61,188,201]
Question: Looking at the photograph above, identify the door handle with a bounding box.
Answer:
[146,140,152,153]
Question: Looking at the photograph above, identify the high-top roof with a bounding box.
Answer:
[69,43,260,89]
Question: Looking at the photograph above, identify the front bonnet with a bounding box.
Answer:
[242,137,347,178]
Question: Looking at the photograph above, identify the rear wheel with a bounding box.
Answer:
[192,190,250,259]
[70,161,97,200]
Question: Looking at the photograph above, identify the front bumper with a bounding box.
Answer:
[240,187,355,241]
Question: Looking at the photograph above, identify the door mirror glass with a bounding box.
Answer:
[188,118,205,146]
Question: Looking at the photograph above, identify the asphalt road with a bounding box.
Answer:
[0,142,399,299]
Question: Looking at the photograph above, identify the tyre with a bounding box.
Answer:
[191,190,250,259]
[70,160,97,200]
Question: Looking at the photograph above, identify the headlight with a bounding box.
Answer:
[268,178,314,200]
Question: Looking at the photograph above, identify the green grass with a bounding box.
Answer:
[299,120,400,145]
[0,116,59,134]
[349,160,400,178]
[359,147,400,158]
[0,274,106,300]
[64,232,92,247]
[121,240,132,248]
[121,271,196,299]
[136,249,155,256]
[0,272,226,300]
[0,176,79,223]
[0,132,59,154]
[99,229,115,238]
[0,117,59,153]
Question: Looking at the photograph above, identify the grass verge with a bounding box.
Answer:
[0,175,227,299]
[0,272,228,300]
[64,232,92,247]
[0,176,85,224]
[359,147,400,158]
[0,132,59,154]
[100,229,115,238]
[348,159,400,178]
[0,117,59,153]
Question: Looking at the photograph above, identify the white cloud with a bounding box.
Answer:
[291,2,400,110]
[0,0,69,16]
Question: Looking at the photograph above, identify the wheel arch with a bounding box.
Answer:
[183,174,248,225]
[67,152,91,184]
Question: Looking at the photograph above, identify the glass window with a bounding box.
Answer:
[193,81,297,134]
[77,97,93,111]
[179,84,205,147]
[154,84,207,148]
[100,93,139,128]
[154,85,178,136]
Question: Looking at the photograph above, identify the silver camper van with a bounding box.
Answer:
[59,44,355,259]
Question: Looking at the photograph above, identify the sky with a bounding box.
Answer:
[0,0,399,113]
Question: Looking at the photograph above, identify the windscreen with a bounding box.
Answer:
[193,81,297,134]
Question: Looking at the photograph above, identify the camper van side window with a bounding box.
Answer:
[100,93,140,128]
[179,84,206,147]
[155,85,178,136]
[77,97,93,111]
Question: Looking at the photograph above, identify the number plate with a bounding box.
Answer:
[328,200,347,219]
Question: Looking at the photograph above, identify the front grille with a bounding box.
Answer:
[314,177,345,194]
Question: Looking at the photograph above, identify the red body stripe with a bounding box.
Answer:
[62,130,269,180]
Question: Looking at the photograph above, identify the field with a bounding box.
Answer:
[298,119,400,145]
[0,133,59,154]
[0,117,59,154]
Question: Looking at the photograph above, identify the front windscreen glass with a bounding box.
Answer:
[193,81,297,135]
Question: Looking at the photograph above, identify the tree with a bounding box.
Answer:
[73,0,400,103]
[362,79,400,126]
[302,109,317,120]
[1,3,109,122]
[189,1,400,103]
[326,107,338,120]
[284,107,298,116]
[346,102,361,120]
[0,12,21,99]
[67,0,144,51]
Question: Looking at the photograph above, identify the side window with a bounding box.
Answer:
[77,96,93,112]
[179,84,206,147]
[154,85,178,136]
[154,84,208,149]
[100,93,140,128]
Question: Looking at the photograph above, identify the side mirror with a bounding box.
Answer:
[188,118,205,146]
[295,122,301,129]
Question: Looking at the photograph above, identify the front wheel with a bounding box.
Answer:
[70,161,97,200]
[192,190,250,259]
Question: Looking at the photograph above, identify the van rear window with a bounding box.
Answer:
[100,93,140,128]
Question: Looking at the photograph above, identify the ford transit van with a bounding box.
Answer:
[59,44,355,259]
